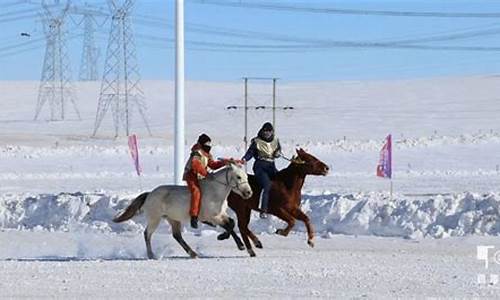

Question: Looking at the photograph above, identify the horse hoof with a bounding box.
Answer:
[254,241,263,249]
[248,249,256,257]
[189,251,198,259]
[307,240,315,248]
[147,253,156,260]
[217,232,230,240]
[238,244,245,251]
[276,229,286,236]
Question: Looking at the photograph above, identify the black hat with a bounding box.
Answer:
[197,133,211,146]
[262,122,274,131]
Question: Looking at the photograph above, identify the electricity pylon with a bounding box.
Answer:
[35,0,81,121]
[93,0,151,137]
[77,4,100,81]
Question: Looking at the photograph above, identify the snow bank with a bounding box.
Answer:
[288,192,500,239]
[1,191,500,239]
[0,192,143,233]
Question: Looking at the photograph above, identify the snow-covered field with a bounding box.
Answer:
[2,232,500,298]
[1,77,500,297]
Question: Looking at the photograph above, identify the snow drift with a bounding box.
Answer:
[1,191,499,239]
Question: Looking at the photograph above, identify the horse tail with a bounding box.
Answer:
[113,192,149,223]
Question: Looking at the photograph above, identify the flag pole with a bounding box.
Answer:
[139,173,143,191]
[389,133,393,201]
[390,179,393,201]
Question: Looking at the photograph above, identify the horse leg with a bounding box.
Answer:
[144,216,161,259]
[217,231,230,240]
[228,220,245,251]
[238,208,263,249]
[293,209,315,248]
[216,216,245,251]
[168,219,198,258]
[246,230,263,249]
[273,208,296,237]
[236,210,257,257]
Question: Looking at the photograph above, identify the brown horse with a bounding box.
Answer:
[218,148,329,257]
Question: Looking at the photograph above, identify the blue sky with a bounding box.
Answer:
[2,0,500,81]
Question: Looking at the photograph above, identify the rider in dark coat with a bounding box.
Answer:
[242,122,282,218]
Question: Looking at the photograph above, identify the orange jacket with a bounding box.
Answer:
[183,144,225,181]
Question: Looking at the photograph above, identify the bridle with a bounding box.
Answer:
[211,166,249,190]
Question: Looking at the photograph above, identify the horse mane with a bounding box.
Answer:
[214,165,230,174]
[274,162,305,190]
[210,163,243,178]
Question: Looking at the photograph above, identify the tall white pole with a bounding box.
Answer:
[174,0,185,185]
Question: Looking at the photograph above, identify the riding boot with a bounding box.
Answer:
[259,190,270,219]
[191,216,198,229]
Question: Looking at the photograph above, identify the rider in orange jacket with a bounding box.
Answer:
[183,134,226,228]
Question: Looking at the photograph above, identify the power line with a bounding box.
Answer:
[0,34,81,59]
[135,32,500,53]
[132,11,500,41]
[0,44,44,59]
[382,27,500,45]
[0,7,42,18]
[0,0,29,9]
[0,36,46,53]
[131,13,500,50]
[0,13,40,23]
[190,0,500,19]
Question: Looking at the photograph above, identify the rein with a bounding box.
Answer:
[280,154,292,162]
[280,154,306,165]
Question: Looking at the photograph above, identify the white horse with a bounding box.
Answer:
[113,163,253,259]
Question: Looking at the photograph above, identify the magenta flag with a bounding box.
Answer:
[377,134,392,179]
[128,134,142,176]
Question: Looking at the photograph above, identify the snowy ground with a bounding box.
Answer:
[1,232,500,298]
[1,77,500,297]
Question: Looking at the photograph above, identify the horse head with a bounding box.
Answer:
[292,148,329,176]
[227,163,253,199]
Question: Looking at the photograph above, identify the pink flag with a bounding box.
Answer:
[128,134,142,176]
[377,134,392,179]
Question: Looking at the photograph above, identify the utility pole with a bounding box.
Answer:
[227,77,293,154]
[244,77,248,150]
[272,77,277,128]
[174,0,185,185]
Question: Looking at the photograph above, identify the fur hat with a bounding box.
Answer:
[261,122,274,131]
[258,122,275,142]
[197,133,211,146]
